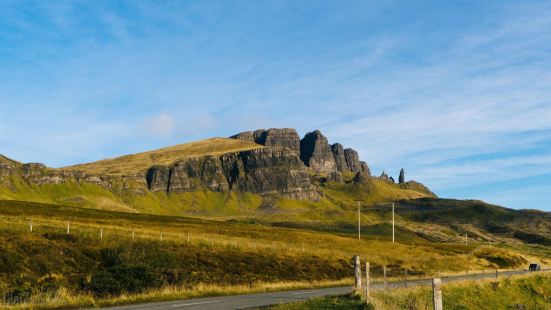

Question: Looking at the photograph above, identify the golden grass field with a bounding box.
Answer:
[62,137,262,175]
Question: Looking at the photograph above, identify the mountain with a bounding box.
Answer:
[0,128,433,215]
[4,127,550,246]
[0,128,551,245]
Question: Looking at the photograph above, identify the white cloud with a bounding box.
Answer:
[143,113,175,137]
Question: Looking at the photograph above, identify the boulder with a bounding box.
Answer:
[300,130,337,174]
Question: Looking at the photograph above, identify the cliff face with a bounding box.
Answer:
[231,128,301,155]
[232,128,370,176]
[299,130,337,174]
[146,147,320,200]
[0,128,428,205]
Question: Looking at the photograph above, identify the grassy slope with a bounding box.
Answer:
[0,137,436,218]
[61,137,262,175]
[268,273,551,310]
[0,198,548,308]
[370,273,551,310]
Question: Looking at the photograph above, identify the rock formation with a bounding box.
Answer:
[231,128,301,154]
[331,143,349,172]
[344,148,362,172]
[0,128,427,204]
[353,171,370,184]
[230,131,255,143]
[360,161,371,175]
[399,168,405,184]
[146,147,320,200]
[232,128,371,176]
[299,130,337,174]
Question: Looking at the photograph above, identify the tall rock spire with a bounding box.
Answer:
[399,168,405,184]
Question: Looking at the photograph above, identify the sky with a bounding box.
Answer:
[1,1,550,211]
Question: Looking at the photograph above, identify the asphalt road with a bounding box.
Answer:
[102,269,547,310]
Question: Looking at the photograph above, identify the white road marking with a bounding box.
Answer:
[292,290,319,295]
[171,300,221,307]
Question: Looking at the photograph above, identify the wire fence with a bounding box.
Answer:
[1,215,541,280]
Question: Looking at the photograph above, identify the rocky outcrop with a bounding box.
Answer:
[146,166,171,192]
[344,149,361,172]
[353,171,370,184]
[230,131,255,143]
[328,171,343,183]
[0,128,423,204]
[360,161,370,175]
[331,143,349,172]
[231,128,301,154]
[146,147,320,200]
[399,168,405,184]
[232,147,320,200]
[169,156,230,192]
[232,128,372,177]
[300,130,337,174]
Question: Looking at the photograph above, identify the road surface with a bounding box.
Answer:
[103,269,547,309]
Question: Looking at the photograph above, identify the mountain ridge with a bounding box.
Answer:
[0,128,434,216]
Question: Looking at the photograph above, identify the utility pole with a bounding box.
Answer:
[392,202,395,243]
[358,201,361,240]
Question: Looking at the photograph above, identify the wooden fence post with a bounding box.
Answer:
[383,266,387,289]
[66,221,70,235]
[29,219,33,233]
[132,229,135,241]
[100,228,103,240]
[404,269,408,287]
[353,255,361,289]
[365,262,370,301]
[432,278,443,310]
[495,269,498,279]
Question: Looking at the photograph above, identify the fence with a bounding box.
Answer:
[352,255,549,309]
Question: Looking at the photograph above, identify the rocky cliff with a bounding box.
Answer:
[233,128,370,176]
[231,128,301,155]
[146,147,320,200]
[299,130,337,174]
[0,128,432,206]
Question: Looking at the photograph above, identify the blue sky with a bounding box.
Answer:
[1,1,550,210]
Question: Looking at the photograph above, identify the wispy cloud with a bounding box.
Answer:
[143,113,175,137]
